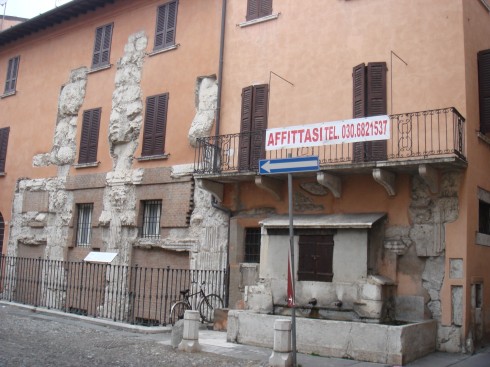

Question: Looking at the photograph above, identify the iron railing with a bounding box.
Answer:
[194,107,466,174]
[0,255,226,326]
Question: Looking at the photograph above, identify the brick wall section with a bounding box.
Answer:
[130,248,190,324]
[65,173,107,190]
[22,191,49,212]
[140,167,191,185]
[135,181,193,228]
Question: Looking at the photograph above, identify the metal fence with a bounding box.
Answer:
[0,255,226,326]
[194,107,466,174]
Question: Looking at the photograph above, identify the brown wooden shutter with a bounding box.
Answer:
[298,235,334,282]
[154,1,178,50]
[142,93,168,156]
[259,0,273,18]
[0,127,10,173]
[250,84,268,169]
[366,62,387,161]
[352,63,366,162]
[238,86,253,170]
[4,56,20,94]
[78,108,101,164]
[92,24,113,68]
[478,49,490,134]
[247,0,272,20]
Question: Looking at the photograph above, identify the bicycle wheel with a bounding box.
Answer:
[199,294,224,323]
[170,301,190,325]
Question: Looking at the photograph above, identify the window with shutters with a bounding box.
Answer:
[352,62,387,162]
[246,0,272,21]
[76,203,93,247]
[298,235,334,282]
[154,0,178,51]
[78,108,101,164]
[0,127,10,173]
[140,200,162,238]
[91,23,113,69]
[239,84,268,171]
[142,93,169,157]
[4,56,20,95]
[478,49,490,134]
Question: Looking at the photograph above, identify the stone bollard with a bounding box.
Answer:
[178,310,202,352]
[269,319,293,367]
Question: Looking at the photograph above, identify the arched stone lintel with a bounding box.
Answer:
[316,171,341,198]
[373,168,396,196]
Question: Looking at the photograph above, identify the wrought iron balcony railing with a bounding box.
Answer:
[194,107,466,175]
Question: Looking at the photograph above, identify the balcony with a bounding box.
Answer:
[194,108,466,197]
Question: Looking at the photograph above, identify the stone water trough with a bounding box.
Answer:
[226,310,437,365]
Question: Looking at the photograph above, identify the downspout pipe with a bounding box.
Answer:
[211,0,231,307]
[215,0,226,136]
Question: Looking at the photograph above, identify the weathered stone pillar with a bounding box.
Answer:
[269,319,293,367]
[178,310,201,352]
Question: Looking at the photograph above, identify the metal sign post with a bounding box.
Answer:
[288,171,297,366]
[260,155,319,367]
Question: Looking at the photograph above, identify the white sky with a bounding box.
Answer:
[1,0,72,19]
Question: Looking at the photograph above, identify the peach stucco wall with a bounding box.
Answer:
[0,0,221,242]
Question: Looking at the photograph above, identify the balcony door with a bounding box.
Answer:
[238,84,268,171]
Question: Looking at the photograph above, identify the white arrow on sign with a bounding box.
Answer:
[260,158,319,173]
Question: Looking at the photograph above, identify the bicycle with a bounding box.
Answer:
[169,281,224,324]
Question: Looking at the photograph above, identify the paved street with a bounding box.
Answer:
[0,304,265,367]
[1,302,490,367]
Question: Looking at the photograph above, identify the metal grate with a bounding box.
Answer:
[244,228,261,263]
[76,203,93,247]
[141,200,161,238]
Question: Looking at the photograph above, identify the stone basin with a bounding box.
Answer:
[226,310,437,365]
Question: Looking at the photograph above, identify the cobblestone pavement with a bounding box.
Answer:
[0,304,266,367]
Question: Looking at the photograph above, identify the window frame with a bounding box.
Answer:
[0,127,10,173]
[78,108,101,164]
[244,228,261,263]
[154,0,178,51]
[298,234,334,282]
[4,55,20,95]
[91,23,113,69]
[140,200,162,239]
[141,93,169,157]
[76,203,93,247]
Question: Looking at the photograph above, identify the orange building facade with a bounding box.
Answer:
[0,0,490,353]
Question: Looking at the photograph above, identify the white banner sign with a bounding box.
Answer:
[265,115,390,151]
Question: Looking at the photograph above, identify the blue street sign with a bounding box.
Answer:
[259,156,319,174]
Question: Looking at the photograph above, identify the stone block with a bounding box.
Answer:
[361,283,382,301]
[395,296,424,322]
[213,308,228,331]
[449,258,463,279]
[22,191,49,213]
[353,300,383,319]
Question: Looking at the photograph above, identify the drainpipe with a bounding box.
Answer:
[214,0,226,136]
[210,0,231,308]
